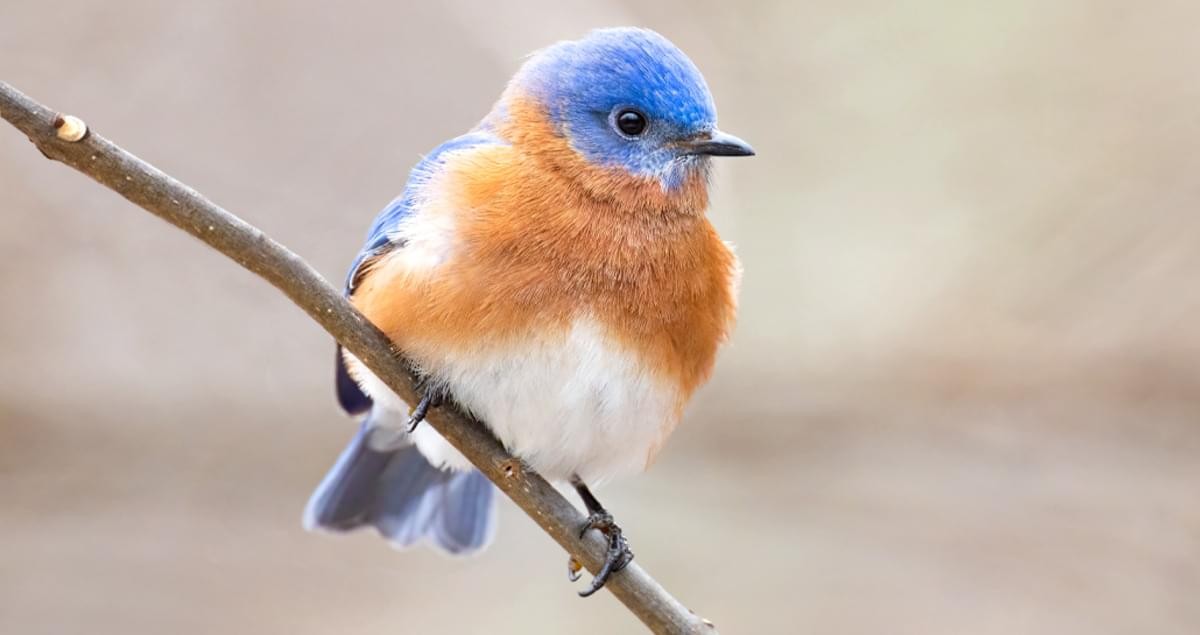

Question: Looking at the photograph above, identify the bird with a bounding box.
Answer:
[304,26,753,596]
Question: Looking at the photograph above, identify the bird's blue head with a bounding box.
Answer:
[508,28,753,190]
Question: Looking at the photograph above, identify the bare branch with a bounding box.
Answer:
[0,80,717,635]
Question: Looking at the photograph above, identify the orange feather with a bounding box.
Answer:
[351,95,738,457]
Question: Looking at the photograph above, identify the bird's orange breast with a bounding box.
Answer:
[352,101,738,410]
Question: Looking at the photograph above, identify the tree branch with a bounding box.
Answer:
[0,80,717,635]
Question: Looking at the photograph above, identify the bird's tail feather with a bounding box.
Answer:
[304,422,496,555]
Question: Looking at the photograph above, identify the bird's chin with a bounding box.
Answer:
[659,154,710,192]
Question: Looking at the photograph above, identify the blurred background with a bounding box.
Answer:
[2,1,1198,633]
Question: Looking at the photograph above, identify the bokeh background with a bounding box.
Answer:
[3,1,1198,633]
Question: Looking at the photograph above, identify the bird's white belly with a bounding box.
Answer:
[350,319,681,484]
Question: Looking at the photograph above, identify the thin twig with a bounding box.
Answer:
[0,80,717,635]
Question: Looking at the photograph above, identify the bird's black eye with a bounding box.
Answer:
[615,109,647,136]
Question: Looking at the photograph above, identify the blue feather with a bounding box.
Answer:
[514,27,718,184]
[334,346,372,415]
[305,421,497,555]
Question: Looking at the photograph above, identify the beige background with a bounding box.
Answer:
[2,1,1198,633]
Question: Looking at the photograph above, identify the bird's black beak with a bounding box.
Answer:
[683,130,755,157]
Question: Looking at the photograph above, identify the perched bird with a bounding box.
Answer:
[305,27,753,596]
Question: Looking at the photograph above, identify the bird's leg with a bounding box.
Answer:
[406,382,444,433]
[568,474,634,597]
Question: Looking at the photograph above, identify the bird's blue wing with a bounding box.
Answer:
[336,129,505,415]
[344,129,504,295]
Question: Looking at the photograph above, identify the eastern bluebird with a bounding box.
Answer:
[304,27,753,595]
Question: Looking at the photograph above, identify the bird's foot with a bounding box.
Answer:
[572,510,634,597]
[406,384,444,433]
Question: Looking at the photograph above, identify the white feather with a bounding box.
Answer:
[345,319,680,484]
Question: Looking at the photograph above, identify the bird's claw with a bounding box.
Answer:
[405,387,443,433]
[573,511,634,597]
[566,556,583,582]
[578,509,615,538]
